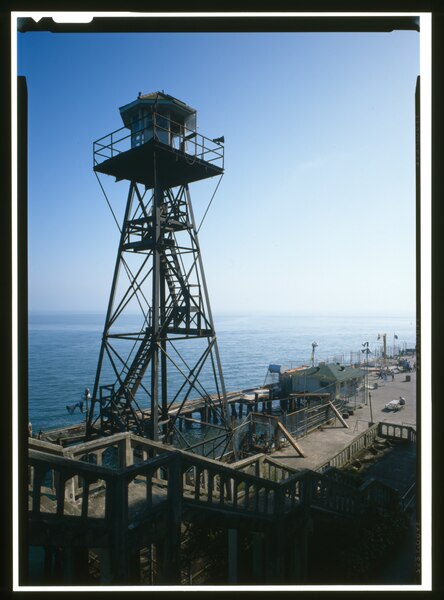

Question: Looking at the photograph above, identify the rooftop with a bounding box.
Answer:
[284,363,366,382]
[119,91,196,129]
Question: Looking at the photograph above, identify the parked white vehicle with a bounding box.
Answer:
[385,397,406,411]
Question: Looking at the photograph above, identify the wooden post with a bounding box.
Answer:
[228,528,238,583]
[277,421,305,457]
[118,441,125,468]
[44,547,53,580]
[327,400,349,428]
[252,532,263,582]
[125,435,133,466]
[147,545,154,584]
[110,476,129,583]
[94,547,112,584]
[274,422,281,450]
[165,455,182,583]
[61,546,89,584]
[289,519,310,582]
[207,473,214,504]
[194,467,201,500]
[265,489,285,583]
[129,548,141,583]
[75,547,90,584]
[53,547,63,581]
[32,467,44,514]
[56,473,66,517]
[62,547,75,584]
[81,479,90,518]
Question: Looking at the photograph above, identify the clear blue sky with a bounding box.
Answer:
[18,30,419,317]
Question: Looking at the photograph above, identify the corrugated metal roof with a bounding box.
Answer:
[139,91,195,111]
[284,364,365,382]
[119,91,196,128]
[120,91,195,114]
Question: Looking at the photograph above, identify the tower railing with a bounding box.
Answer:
[93,112,224,170]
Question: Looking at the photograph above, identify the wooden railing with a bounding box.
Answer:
[28,428,404,529]
[358,478,400,509]
[28,446,180,522]
[308,471,361,516]
[314,420,416,474]
[315,423,380,473]
[231,453,299,481]
[377,422,416,442]
[180,453,280,517]
[283,397,347,440]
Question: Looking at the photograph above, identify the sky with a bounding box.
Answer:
[17,26,419,317]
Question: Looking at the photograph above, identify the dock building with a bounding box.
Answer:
[280,363,365,401]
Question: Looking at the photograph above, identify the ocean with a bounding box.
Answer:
[27,312,416,433]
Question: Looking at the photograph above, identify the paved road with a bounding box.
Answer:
[363,367,417,428]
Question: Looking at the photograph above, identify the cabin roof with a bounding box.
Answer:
[119,91,196,128]
[284,363,365,382]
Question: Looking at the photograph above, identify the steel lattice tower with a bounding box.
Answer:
[86,92,229,448]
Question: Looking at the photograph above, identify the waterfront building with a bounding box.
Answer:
[280,363,365,401]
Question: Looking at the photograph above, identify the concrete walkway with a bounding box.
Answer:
[270,367,417,471]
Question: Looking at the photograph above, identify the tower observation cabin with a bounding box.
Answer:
[94,91,224,188]
[87,92,229,450]
[123,92,196,148]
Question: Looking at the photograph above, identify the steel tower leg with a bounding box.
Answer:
[86,183,135,439]
[185,185,229,421]
[150,156,161,440]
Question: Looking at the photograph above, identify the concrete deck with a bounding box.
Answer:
[270,367,417,471]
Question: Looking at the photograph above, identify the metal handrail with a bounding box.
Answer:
[93,112,224,169]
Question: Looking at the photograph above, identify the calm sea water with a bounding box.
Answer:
[28,312,416,433]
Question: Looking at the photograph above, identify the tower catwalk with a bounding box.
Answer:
[86,92,229,450]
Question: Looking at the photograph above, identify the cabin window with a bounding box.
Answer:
[155,113,170,145]
[131,112,153,147]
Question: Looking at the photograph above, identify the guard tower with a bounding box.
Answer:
[86,92,229,451]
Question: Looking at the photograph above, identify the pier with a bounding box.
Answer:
[43,387,340,456]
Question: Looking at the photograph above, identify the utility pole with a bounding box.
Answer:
[361,342,371,406]
[378,333,387,368]
[311,342,318,367]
